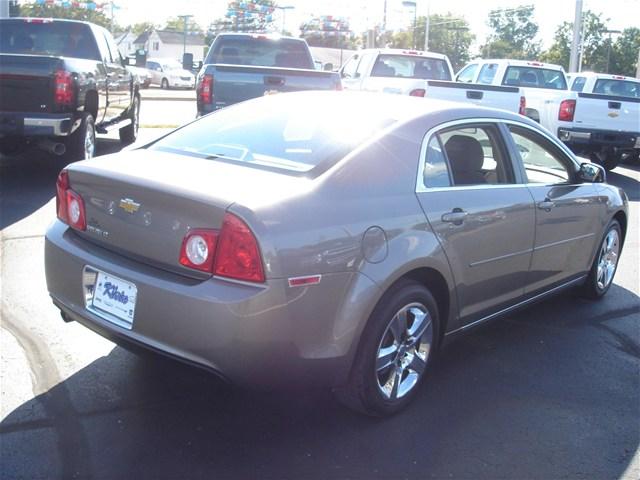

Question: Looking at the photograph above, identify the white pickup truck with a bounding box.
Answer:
[550,72,640,169]
[455,59,568,125]
[340,49,525,114]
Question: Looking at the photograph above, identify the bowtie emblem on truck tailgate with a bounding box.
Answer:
[608,112,619,118]
[119,198,140,214]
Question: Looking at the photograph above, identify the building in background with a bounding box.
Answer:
[133,29,206,63]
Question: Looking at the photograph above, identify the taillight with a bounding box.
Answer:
[519,96,526,115]
[178,213,265,283]
[558,99,576,122]
[410,88,426,97]
[54,70,74,106]
[55,170,86,231]
[198,74,213,104]
[179,229,218,273]
[214,213,264,283]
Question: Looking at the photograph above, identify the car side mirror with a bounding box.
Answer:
[579,162,606,183]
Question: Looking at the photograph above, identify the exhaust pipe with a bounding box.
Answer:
[38,139,66,156]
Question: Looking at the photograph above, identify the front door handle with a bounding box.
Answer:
[442,208,468,225]
[537,200,555,211]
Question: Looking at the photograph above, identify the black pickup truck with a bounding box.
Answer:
[0,18,140,161]
[197,33,342,116]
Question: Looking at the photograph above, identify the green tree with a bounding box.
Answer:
[129,22,158,35]
[540,11,609,71]
[17,3,113,31]
[611,27,640,77]
[164,16,204,34]
[481,5,541,60]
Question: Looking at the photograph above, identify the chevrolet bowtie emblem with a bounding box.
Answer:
[608,112,619,118]
[119,198,140,214]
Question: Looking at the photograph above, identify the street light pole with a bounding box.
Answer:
[274,6,294,35]
[178,15,193,58]
[569,0,583,72]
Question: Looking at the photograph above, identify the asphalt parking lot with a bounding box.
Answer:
[1,123,639,479]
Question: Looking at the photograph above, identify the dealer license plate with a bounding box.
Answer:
[91,271,137,328]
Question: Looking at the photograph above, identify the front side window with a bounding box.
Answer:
[571,76,586,92]
[477,63,498,84]
[456,64,477,83]
[341,54,360,78]
[508,126,572,184]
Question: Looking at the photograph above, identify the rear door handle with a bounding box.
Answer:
[537,200,555,211]
[442,209,468,225]
[466,90,483,100]
[264,76,285,86]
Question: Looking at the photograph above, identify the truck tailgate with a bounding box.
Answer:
[574,93,640,132]
[426,81,522,113]
[0,54,61,113]
[207,65,340,109]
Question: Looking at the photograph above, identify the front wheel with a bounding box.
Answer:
[161,78,169,89]
[119,94,140,144]
[64,112,95,162]
[580,220,622,299]
[334,280,439,416]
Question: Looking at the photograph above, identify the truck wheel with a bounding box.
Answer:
[64,112,95,162]
[602,154,620,171]
[334,279,439,416]
[161,78,169,89]
[119,94,140,145]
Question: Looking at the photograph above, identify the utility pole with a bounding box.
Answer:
[424,1,430,51]
[178,15,193,58]
[604,29,621,73]
[569,0,583,72]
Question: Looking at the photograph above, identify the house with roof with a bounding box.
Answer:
[115,31,139,57]
[133,29,206,63]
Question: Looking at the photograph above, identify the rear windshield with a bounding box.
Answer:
[150,94,396,175]
[206,36,313,69]
[502,66,567,90]
[371,54,451,80]
[0,20,99,60]
[593,79,640,98]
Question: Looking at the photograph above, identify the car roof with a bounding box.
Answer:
[358,48,449,61]
[571,72,639,82]
[475,59,565,71]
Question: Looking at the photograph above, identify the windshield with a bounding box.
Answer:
[0,20,100,59]
[593,79,640,98]
[150,93,397,175]
[206,36,314,69]
[371,54,452,80]
[502,66,567,90]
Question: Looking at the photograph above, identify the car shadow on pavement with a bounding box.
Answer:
[1,285,638,479]
[608,168,640,201]
[0,138,123,230]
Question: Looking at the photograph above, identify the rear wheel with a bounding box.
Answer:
[119,94,140,144]
[64,112,95,162]
[335,280,439,416]
[581,220,621,299]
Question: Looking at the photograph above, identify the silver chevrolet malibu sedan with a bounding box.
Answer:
[45,92,628,416]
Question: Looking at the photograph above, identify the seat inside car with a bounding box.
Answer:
[444,135,487,185]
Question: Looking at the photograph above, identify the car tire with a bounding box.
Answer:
[580,219,622,299]
[64,112,95,162]
[119,94,140,145]
[602,153,620,171]
[334,279,439,416]
[161,78,169,89]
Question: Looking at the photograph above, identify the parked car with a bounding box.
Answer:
[146,58,195,89]
[340,49,526,115]
[0,18,140,161]
[45,91,628,416]
[126,64,152,88]
[552,72,639,169]
[196,33,342,115]
[456,59,568,123]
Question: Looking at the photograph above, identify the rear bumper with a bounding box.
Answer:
[557,127,640,152]
[0,112,76,137]
[44,220,358,389]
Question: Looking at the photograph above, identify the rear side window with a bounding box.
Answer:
[423,137,451,187]
[571,76,586,92]
[0,20,99,60]
[456,64,477,83]
[502,66,567,90]
[477,63,498,84]
[206,36,313,69]
[593,79,640,98]
[371,55,451,80]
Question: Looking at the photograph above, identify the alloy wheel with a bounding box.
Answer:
[596,229,620,290]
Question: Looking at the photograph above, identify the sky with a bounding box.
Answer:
[98,0,640,50]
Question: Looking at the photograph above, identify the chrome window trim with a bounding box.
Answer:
[416,117,580,194]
